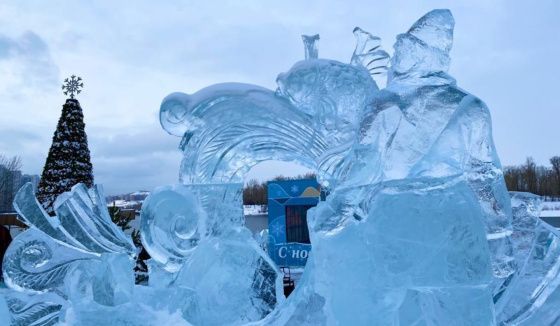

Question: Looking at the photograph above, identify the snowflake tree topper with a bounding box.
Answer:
[62,75,84,99]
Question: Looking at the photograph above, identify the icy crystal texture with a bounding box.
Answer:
[260,9,509,324]
[175,228,282,325]
[3,8,560,326]
[494,193,560,325]
[2,183,135,324]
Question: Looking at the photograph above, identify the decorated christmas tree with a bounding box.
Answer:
[37,75,93,214]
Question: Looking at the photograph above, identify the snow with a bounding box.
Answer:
[109,199,140,208]
[541,210,560,218]
[244,205,267,216]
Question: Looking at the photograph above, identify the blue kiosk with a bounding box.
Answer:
[267,179,321,268]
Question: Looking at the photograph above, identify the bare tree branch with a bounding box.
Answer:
[0,155,22,192]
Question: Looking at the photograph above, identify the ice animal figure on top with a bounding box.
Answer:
[145,25,388,325]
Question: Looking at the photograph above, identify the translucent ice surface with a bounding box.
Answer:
[175,228,282,325]
[2,183,135,324]
[140,184,205,272]
[341,8,516,295]
[494,192,560,325]
[260,177,494,325]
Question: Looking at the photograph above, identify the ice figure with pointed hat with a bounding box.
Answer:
[255,9,500,324]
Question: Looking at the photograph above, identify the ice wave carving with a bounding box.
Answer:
[1,291,65,326]
[3,230,88,293]
[2,183,136,323]
[160,36,379,185]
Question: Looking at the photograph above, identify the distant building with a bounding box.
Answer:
[129,191,150,202]
[108,199,142,211]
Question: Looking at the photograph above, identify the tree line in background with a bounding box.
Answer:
[4,153,560,207]
[245,157,560,204]
[0,155,26,213]
[243,172,317,205]
[504,156,560,199]
[0,155,22,202]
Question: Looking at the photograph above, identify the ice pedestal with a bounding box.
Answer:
[261,177,494,325]
[176,228,282,325]
[90,254,135,306]
[0,295,8,323]
[63,285,197,326]
[141,183,283,325]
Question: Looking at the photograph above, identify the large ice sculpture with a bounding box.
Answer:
[258,9,511,324]
[2,8,559,326]
[147,22,388,326]
[340,9,516,291]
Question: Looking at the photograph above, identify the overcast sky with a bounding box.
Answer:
[0,1,558,195]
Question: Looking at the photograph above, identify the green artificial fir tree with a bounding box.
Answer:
[37,76,93,214]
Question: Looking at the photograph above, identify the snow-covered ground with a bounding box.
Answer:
[541,210,560,218]
[243,205,267,215]
[108,199,141,209]
[130,191,150,197]
[541,201,560,218]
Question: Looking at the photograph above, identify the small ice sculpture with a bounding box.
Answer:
[2,183,135,324]
[140,184,205,273]
[494,192,560,325]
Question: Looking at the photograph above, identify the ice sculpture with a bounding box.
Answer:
[257,9,510,324]
[339,10,516,290]
[2,8,560,326]
[2,183,135,324]
[147,22,387,325]
[494,193,560,325]
[140,182,282,325]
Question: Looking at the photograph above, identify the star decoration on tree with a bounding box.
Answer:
[61,75,84,99]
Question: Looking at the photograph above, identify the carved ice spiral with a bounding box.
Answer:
[140,185,204,272]
[20,241,52,270]
[3,229,89,293]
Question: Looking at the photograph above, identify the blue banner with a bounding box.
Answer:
[267,179,320,267]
